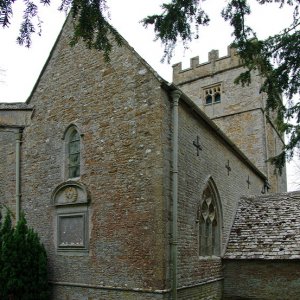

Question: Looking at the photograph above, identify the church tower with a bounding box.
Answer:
[172,46,287,193]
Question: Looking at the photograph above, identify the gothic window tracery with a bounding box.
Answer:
[198,179,222,257]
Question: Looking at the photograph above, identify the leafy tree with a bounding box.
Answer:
[0,210,49,300]
[0,0,122,61]
[1,0,299,172]
[143,0,300,174]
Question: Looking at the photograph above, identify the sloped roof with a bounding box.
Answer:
[224,191,300,260]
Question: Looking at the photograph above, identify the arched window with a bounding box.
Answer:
[205,94,213,105]
[63,125,81,179]
[203,84,222,105]
[214,92,221,103]
[198,178,222,256]
[68,130,80,178]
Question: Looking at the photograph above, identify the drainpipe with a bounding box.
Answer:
[15,130,22,222]
[262,108,270,180]
[170,90,181,300]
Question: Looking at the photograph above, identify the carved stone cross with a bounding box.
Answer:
[193,136,202,156]
[225,160,231,176]
[246,175,251,189]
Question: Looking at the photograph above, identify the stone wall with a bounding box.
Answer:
[0,108,32,127]
[18,30,266,297]
[223,260,300,299]
[51,285,170,300]
[177,280,223,300]
[266,121,287,192]
[175,100,265,298]
[172,50,262,117]
[20,16,171,300]
[0,104,32,219]
[172,47,241,84]
[212,110,266,174]
[1,19,287,300]
[0,130,16,213]
[172,49,287,193]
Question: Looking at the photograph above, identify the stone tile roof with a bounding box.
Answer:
[224,191,300,260]
[0,102,33,110]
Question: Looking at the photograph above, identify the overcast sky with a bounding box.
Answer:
[0,0,295,102]
[0,0,298,190]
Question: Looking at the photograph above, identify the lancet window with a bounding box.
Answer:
[68,130,80,178]
[64,125,81,179]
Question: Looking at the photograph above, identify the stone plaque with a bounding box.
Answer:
[58,214,86,248]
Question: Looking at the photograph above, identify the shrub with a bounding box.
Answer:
[0,211,49,300]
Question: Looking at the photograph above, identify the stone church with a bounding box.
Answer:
[1,15,299,300]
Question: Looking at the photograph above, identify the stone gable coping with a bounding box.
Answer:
[224,191,300,260]
[0,102,33,110]
[25,13,164,105]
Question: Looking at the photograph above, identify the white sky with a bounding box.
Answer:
[0,0,299,190]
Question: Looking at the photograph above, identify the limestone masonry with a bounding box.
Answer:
[0,15,297,300]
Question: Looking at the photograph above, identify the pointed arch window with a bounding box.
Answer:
[68,130,80,178]
[198,179,222,256]
[64,125,81,179]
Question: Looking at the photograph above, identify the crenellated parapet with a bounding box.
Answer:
[172,46,242,85]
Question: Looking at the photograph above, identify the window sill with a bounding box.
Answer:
[67,176,81,181]
[204,102,221,106]
[56,249,89,256]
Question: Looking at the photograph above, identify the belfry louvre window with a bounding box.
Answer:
[203,84,222,105]
[68,129,80,178]
[198,179,222,257]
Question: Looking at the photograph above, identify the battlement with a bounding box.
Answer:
[172,46,242,85]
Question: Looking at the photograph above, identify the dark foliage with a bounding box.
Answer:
[0,0,122,60]
[221,0,300,174]
[0,211,49,300]
[142,0,210,62]
[59,0,123,61]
